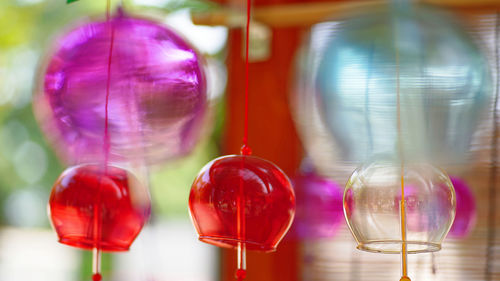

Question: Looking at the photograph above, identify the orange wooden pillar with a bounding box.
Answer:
[220,3,305,281]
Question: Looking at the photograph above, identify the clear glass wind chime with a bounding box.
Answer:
[338,2,481,281]
[294,0,490,277]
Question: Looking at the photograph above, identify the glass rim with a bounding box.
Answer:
[357,240,441,254]
[59,236,130,252]
[199,235,277,253]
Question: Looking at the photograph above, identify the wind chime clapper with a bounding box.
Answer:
[188,0,295,279]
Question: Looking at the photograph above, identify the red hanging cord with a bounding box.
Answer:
[235,1,253,280]
[104,0,114,166]
[92,2,115,281]
[240,0,252,156]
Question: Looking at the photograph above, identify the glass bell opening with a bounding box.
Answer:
[198,236,275,252]
[356,240,440,254]
[343,161,456,254]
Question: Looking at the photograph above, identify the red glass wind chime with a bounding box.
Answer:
[47,1,151,280]
[188,0,296,280]
[39,0,207,278]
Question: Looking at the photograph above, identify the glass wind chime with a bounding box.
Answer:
[289,160,344,241]
[300,1,492,280]
[35,0,208,280]
[340,4,490,281]
[188,0,296,280]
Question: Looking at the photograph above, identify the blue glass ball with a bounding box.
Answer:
[305,4,492,165]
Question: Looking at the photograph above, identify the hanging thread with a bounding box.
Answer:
[364,43,375,153]
[394,17,410,281]
[235,0,253,279]
[240,0,252,156]
[92,1,115,280]
[103,0,115,166]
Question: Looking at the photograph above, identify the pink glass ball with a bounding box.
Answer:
[49,164,151,251]
[289,172,343,240]
[35,12,207,165]
[448,176,477,238]
[189,155,296,252]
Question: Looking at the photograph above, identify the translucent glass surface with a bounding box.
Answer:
[189,155,295,252]
[344,162,456,254]
[289,171,343,240]
[35,12,207,165]
[49,164,151,252]
[295,4,492,168]
[448,176,476,238]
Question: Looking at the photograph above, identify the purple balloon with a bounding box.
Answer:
[34,11,207,165]
[449,176,477,238]
[289,172,344,240]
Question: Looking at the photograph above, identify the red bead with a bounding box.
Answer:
[92,273,102,281]
[240,144,252,156]
[49,164,151,252]
[235,269,247,280]
[189,155,295,252]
